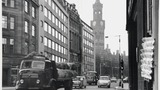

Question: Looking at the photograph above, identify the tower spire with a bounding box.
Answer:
[96,0,100,2]
[96,0,100,3]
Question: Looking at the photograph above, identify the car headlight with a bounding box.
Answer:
[36,79,40,84]
[20,79,24,84]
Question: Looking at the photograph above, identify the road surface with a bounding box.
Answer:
[2,83,129,90]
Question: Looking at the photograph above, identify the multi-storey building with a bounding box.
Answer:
[38,0,69,63]
[81,21,95,73]
[127,0,160,90]
[65,3,83,75]
[91,0,105,74]
[2,0,39,86]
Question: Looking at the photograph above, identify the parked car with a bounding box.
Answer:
[111,77,117,83]
[123,77,128,83]
[97,76,111,88]
[73,76,87,89]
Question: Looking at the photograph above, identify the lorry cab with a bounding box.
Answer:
[16,55,57,90]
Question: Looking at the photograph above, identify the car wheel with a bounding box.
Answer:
[49,81,57,90]
[80,86,83,89]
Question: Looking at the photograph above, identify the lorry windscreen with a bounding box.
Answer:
[21,61,45,69]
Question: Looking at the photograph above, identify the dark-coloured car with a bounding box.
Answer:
[86,71,98,85]
[73,76,87,89]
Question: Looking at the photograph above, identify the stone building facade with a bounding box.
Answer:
[2,0,39,86]
[81,20,95,73]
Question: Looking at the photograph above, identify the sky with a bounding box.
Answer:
[67,0,128,55]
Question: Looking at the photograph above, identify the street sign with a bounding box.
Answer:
[140,37,155,80]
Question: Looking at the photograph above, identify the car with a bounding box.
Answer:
[111,77,117,83]
[97,76,111,88]
[73,76,87,89]
[123,77,128,83]
[86,71,98,85]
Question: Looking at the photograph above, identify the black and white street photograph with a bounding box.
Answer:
[1,0,160,90]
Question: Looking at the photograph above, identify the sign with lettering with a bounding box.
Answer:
[140,37,155,80]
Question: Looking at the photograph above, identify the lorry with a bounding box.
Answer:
[15,52,77,90]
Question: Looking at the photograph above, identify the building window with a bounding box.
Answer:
[41,36,43,43]
[52,41,55,50]
[44,7,47,17]
[48,39,51,48]
[52,28,55,37]
[10,39,14,53]
[25,41,29,54]
[52,14,55,23]
[10,0,15,7]
[52,55,55,61]
[2,15,7,29]
[55,30,58,38]
[48,11,51,20]
[48,0,51,6]
[32,25,35,36]
[10,17,15,29]
[25,21,28,33]
[48,25,51,34]
[31,44,35,52]
[41,5,43,11]
[2,0,7,6]
[41,20,43,27]
[2,38,7,53]
[44,22,47,32]
[55,43,58,51]
[32,6,36,18]
[52,1,55,10]
[25,0,29,13]
[55,5,58,13]
[44,37,47,46]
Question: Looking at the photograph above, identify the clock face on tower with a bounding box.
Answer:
[100,21,103,26]
[93,21,96,26]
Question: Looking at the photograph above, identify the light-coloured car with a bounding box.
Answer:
[73,76,87,89]
[97,76,111,88]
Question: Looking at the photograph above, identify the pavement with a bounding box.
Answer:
[114,83,129,90]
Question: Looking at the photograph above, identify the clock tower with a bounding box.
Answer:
[91,0,105,55]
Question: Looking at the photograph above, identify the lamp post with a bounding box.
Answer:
[105,35,123,88]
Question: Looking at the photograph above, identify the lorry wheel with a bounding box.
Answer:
[49,86,57,90]
[64,80,73,90]
[49,82,57,90]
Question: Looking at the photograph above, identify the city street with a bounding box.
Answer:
[2,83,129,90]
